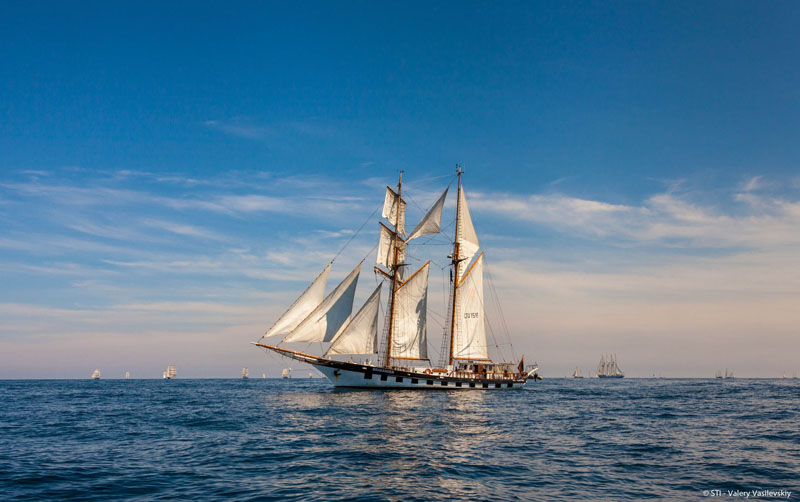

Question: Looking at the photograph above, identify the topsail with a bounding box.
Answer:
[377,223,406,269]
[382,186,406,235]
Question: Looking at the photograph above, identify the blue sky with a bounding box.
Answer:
[1,1,799,378]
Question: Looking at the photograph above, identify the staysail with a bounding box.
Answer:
[382,186,406,235]
[453,252,489,360]
[406,188,448,242]
[457,188,480,276]
[263,263,331,338]
[282,263,361,343]
[326,283,382,356]
[391,261,430,360]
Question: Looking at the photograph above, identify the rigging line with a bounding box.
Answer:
[484,260,516,361]
[403,173,456,186]
[330,202,382,263]
[428,314,445,330]
[360,240,381,264]
[403,250,447,270]
[486,261,512,353]
[402,178,455,215]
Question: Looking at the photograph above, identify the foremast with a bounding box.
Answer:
[384,171,403,368]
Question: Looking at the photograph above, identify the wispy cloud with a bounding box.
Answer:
[140,219,227,241]
[470,188,800,249]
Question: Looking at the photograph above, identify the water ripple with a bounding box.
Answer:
[1,378,798,501]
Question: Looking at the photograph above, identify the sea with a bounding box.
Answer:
[1,378,798,501]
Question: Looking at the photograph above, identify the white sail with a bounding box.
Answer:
[376,223,406,269]
[264,263,331,338]
[406,188,448,242]
[453,253,489,360]
[382,186,406,235]
[457,188,480,276]
[326,283,382,356]
[391,262,429,360]
[283,263,361,343]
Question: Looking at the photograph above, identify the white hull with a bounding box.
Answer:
[312,362,525,390]
[257,340,528,390]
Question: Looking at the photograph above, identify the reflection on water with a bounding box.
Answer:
[1,378,799,501]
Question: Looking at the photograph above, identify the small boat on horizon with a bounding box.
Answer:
[162,365,177,380]
[572,367,583,379]
[125,371,130,379]
[91,369,101,380]
[281,368,292,379]
[242,367,249,379]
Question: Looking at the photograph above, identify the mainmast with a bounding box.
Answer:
[448,166,463,367]
[384,171,403,367]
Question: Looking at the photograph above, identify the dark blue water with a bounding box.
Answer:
[1,379,798,501]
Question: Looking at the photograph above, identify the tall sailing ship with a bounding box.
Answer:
[91,369,101,380]
[162,365,177,380]
[596,354,624,378]
[255,169,535,389]
[242,367,249,379]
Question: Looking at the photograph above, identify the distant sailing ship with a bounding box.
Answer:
[715,369,733,379]
[281,368,292,379]
[162,365,177,380]
[125,371,130,379]
[91,369,101,380]
[596,354,624,378]
[242,367,249,379]
[572,367,584,378]
[255,169,534,389]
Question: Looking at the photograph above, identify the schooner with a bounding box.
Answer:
[596,354,624,378]
[255,169,535,389]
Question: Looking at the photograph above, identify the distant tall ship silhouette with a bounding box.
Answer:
[242,367,249,379]
[715,369,733,379]
[91,369,101,380]
[596,354,624,378]
[572,367,584,378]
[162,365,177,379]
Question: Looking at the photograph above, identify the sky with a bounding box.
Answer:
[1,1,799,378]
